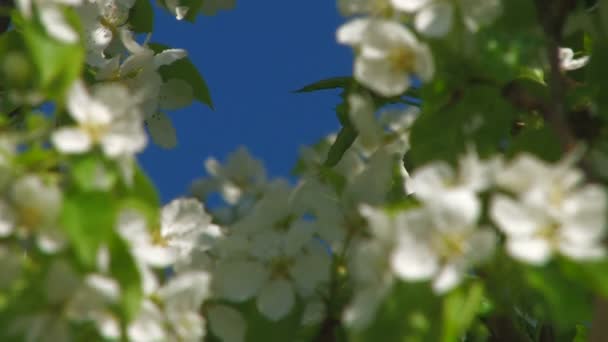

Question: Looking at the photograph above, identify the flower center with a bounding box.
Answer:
[389,48,415,73]
[83,122,109,143]
[371,0,393,17]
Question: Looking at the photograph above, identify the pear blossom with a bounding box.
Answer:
[559,47,590,71]
[359,203,495,294]
[128,271,211,341]
[95,30,192,118]
[52,81,147,158]
[337,19,434,96]
[11,175,65,252]
[193,147,267,204]
[161,197,222,269]
[490,153,607,265]
[392,0,502,37]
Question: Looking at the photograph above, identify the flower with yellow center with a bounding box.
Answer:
[337,19,434,96]
[51,80,147,158]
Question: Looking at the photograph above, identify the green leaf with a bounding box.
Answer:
[149,43,213,109]
[131,165,160,208]
[61,191,117,267]
[116,164,161,227]
[129,0,154,33]
[72,155,117,191]
[523,264,592,330]
[183,0,204,22]
[21,15,83,98]
[349,282,441,342]
[324,125,357,167]
[294,76,353,93]
[108,233,143,322]
[441,282,485,342]
[409,85,516,166]
[573,324,588,342]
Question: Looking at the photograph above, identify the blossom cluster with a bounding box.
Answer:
[336,0,501,97]
[0,0,605,339]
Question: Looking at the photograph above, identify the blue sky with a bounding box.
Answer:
[139,1,353,202]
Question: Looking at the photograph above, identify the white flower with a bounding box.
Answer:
[197,147,267,204]
[52,81,147,158]
[129,272,211,342]
[96,30,192,118]
[161,197,214,261]
[337,19,434,96]
[559,47,590,71]
[361,204,495,294]
[491,187,606,265]
[11,175,65,252]
[117,210,178,269]
[392,0,501,37]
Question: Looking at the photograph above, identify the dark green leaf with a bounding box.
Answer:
[324,125,357,167]
[294,76,353,93]
[109,233,143,322]
[21,16,84,98]
[149,42,213,108]
[129,0,154,33]
[442,282,485,342]
[349,282,441,342]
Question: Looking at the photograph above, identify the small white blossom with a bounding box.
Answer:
[559,47,590,71]
[52,81,147,158]
[11,175,65,252]
[392,0,502,37]
[491,154,606,265]
[338,19,434,96]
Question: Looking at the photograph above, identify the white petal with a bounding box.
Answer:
[490,195,543,237]
[391,233,438,280]
[507,238,552,265]
[208,305,246,342]
[391,0,432,12]
[215,260,268,301]
[256,279,295,321]
[52,127,92,153]
[154,49,188,68]
[40,6,79,43]
[336,18,369,46]
[159,79,193,110]
[558,241,605,261]
[432,264,463,294]
[147,112,177,149]
[415,2,453,37]
[355,56,410,97]
[410,161,455,199]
